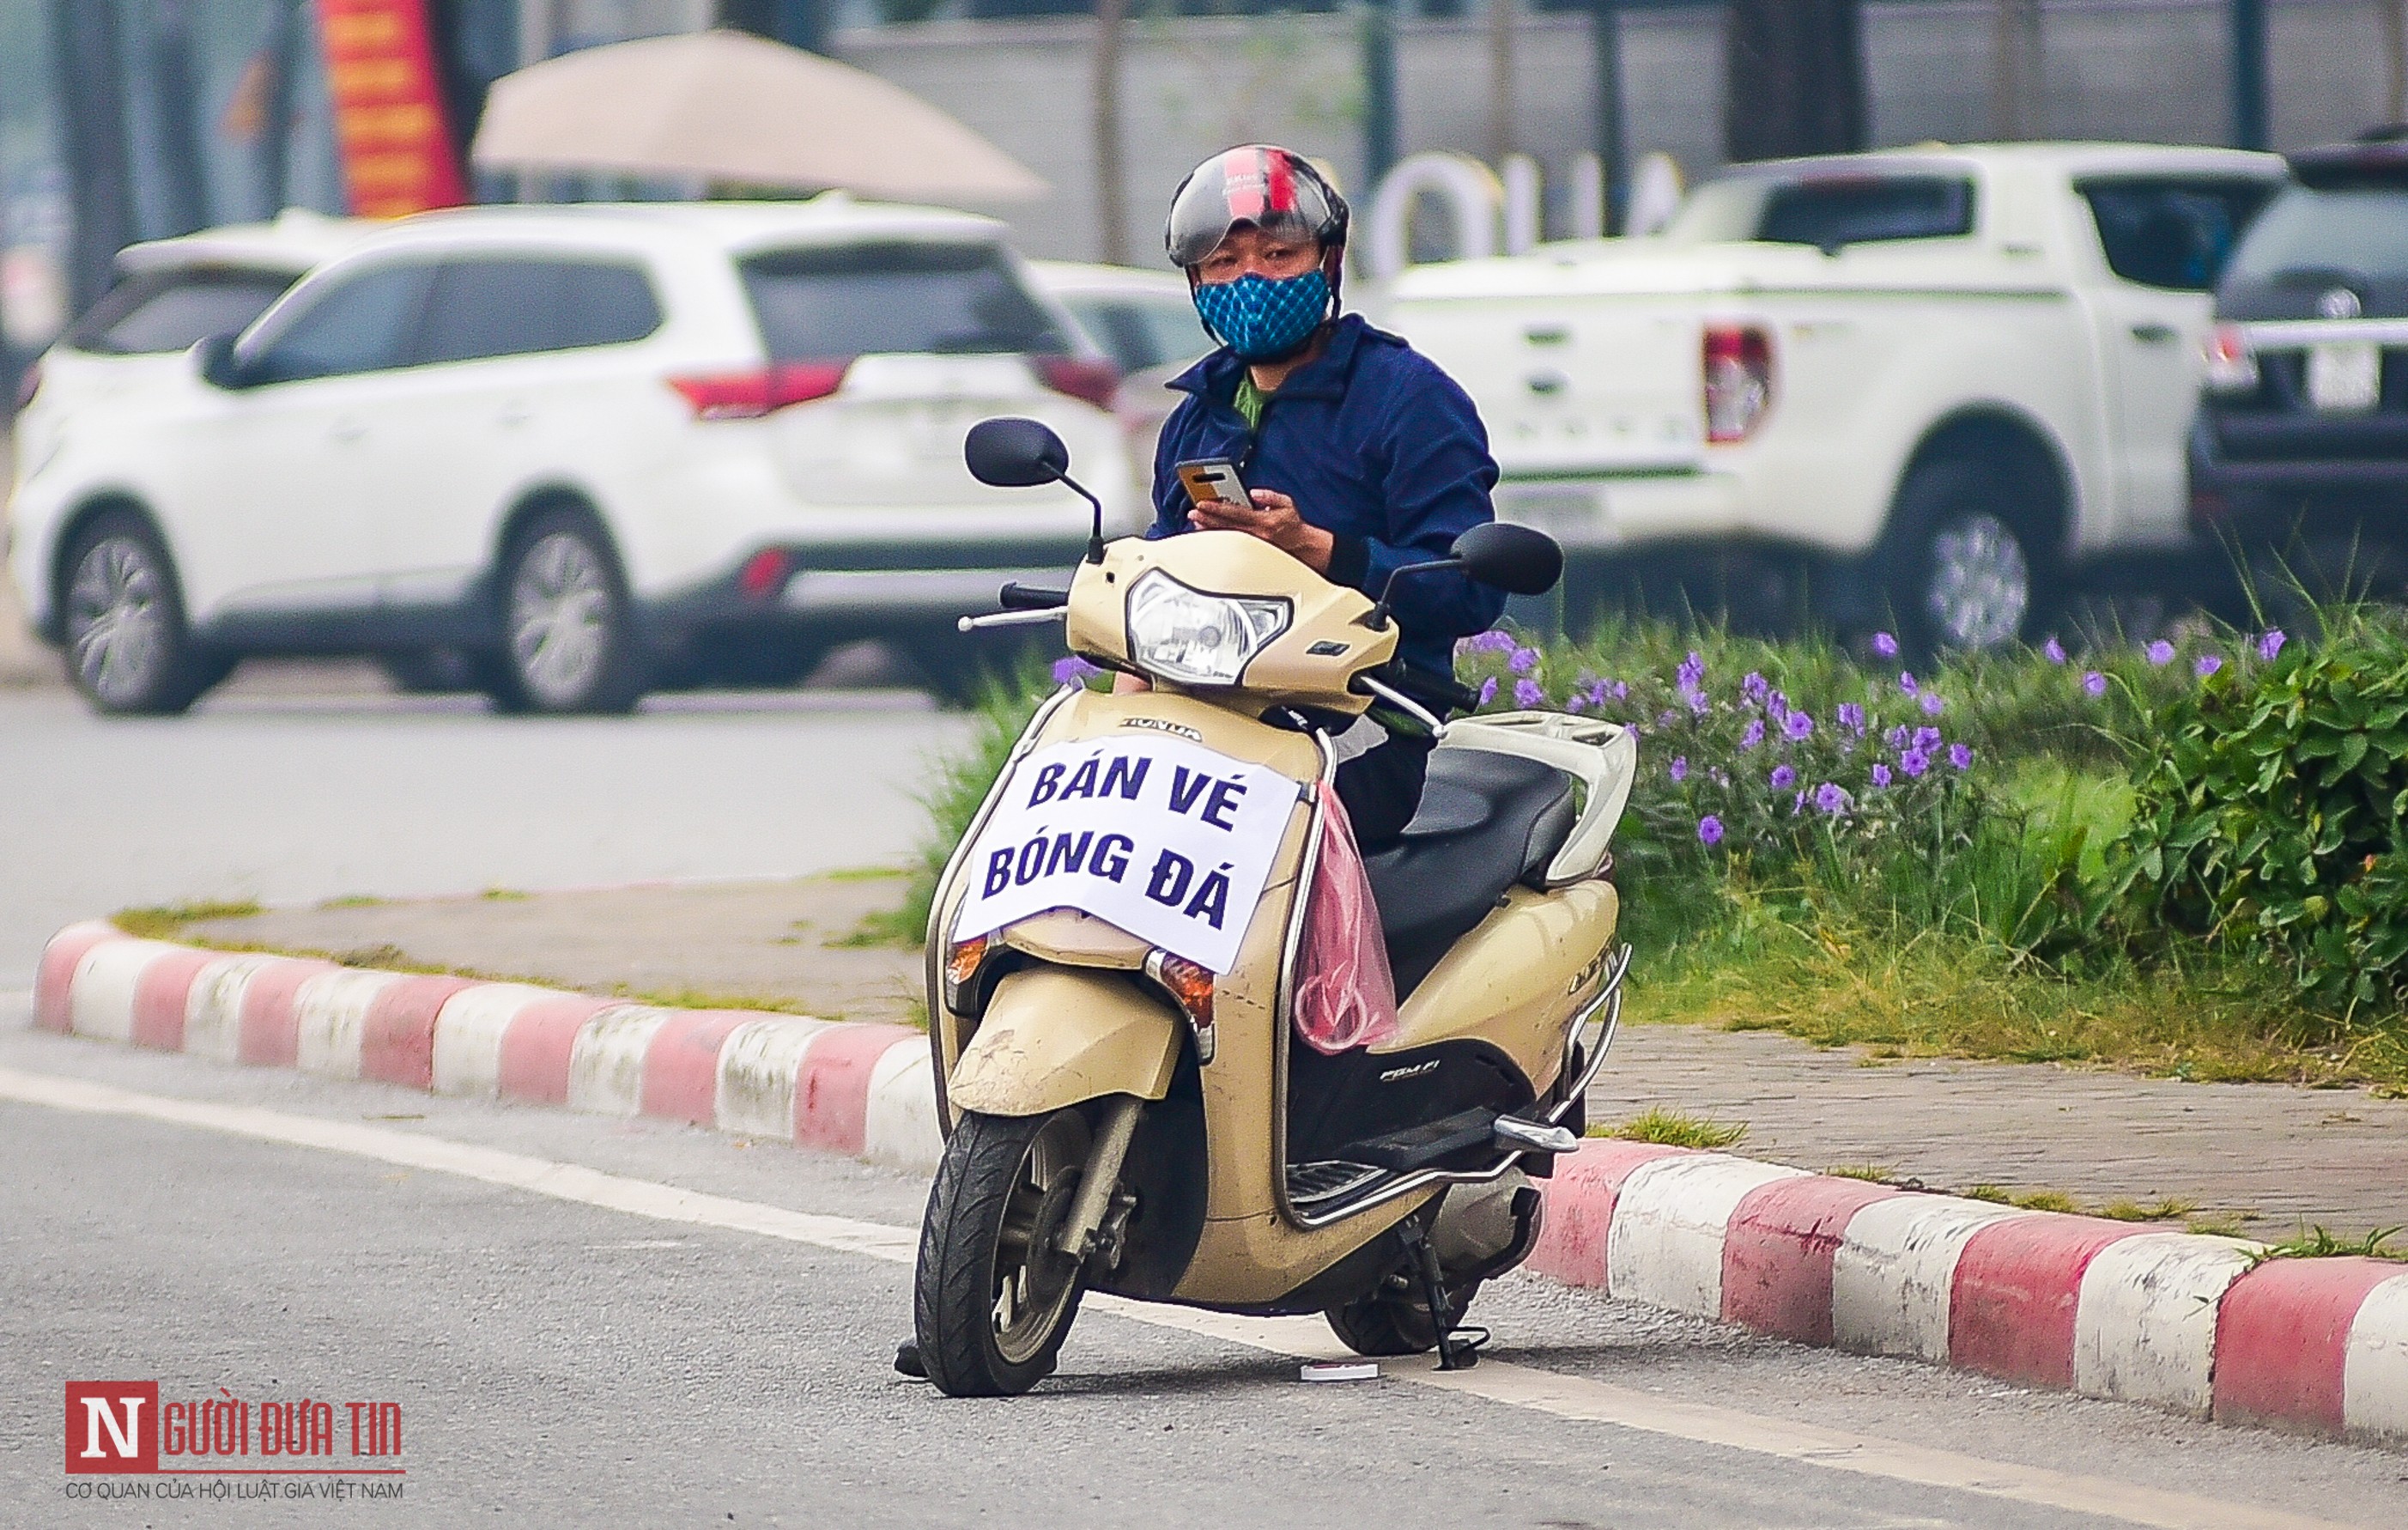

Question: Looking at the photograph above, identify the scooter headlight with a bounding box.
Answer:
[1124,570,1289,687]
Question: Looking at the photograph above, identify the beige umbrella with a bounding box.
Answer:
[471,28,1047,203]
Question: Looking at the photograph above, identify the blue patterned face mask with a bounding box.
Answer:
[1192,270,1330,361]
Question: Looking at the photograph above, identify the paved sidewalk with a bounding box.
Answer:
[182,879,2408,1240]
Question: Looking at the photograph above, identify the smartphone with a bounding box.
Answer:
[1175,458,1253,516]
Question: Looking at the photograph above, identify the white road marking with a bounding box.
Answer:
[0,1064,2359,1530]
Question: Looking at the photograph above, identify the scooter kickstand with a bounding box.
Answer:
[1395,1219,1476,1371]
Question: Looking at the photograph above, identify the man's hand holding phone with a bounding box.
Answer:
[1176,458,1333,574]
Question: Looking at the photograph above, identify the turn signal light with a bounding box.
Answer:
[1032,355,1120,410]
[943,934,991,1015]
[669,360,852,420]
[1144,950,1216,1065]
[1702,325,1773,443]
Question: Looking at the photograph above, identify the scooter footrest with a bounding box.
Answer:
[1344,1108,1500,1172]
[1286,1160,1386,1211]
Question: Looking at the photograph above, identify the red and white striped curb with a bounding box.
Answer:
[33,921,2408,1448]
[1526,1139,2408,1447]
[32,921,941,1170]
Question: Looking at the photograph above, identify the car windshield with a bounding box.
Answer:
[69,267,300,355]
[1664,173,1975,249]
[740,242,1070,360]
[2224,184,2408,285]
[1058,294,1210,373]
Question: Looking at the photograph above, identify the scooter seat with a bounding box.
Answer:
[1363,749,1578,998]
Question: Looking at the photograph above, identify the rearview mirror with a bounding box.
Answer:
[195,333,249,391]
[964,416,1070,489]
[1452,522,1562,596]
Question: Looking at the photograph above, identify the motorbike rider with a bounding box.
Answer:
[1133,143,1507,854]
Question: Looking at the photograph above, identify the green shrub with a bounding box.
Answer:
[2119,610,2408,1017]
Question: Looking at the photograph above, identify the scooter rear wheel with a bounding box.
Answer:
[913,1108,1091,1397]
[1325,1273,1482,1357]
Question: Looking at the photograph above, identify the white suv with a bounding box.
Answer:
[8,198,1133,713]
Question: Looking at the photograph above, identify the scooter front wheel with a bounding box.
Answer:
[913,1108,1092,1397]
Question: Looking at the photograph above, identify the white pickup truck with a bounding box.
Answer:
[1385,143,2284,652]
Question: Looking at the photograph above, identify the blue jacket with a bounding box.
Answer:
[1148,313,1505,680]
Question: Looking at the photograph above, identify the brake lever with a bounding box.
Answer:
[956,608,1070,633]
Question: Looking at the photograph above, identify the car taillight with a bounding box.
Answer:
[1702,325,1773,443]
[737,548,791,600]
[1032,355,1120,410]
[668,359,851,420]
[1143,950,1216,1064]
[2202,322,2259,395]
[13,361,40,413]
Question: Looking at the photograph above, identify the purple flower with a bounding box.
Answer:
[1741,718,1765,750]
[1697,815,1726,847]
[2259,629,2288,662]
[1052,655,1101,686]
[1566,694,1587,713]
[1784,711,1815,742]
[1742,671,1770,702]
[2194,653,2223,678]
[1677,651,1706,691]
[1770,763,1798,790]
[2083,671,2108,698]
[1872,631,1899,659]
[1836,701,1865,734]
[1467,629,1516,653]
[1477,677,1498,707]
[1885,724,1911,750]
[1792,790,1809,815]
[1509,647,1539,676]
[1899,671,1919,695]
[1670,756,1689,783]
[1658,708,1679,728]
[1514,677,1545,707]
[1912,726,1942,752]
[1901,747,1931,779]
[1610,679,1630,700]
[1948,743,1974,770]
[1813,781,1848,815]
[1689,688,1713,716]
[1920,691,1944,717]
[1870,762,1894,788]
[2042,638,2067,665]
[2146,641,2175,667]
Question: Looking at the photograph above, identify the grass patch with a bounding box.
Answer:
[315,894,386,911]
[1589,1107,1747,1150]
[818,865,907,883]
[2251,1225,2405,1264]
[112,900,265,939]
[479,887,530,902]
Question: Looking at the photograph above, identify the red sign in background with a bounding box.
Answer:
[315,0,470,217]
[65,1382,160,1475]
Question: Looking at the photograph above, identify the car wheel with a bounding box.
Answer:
[489,511,646,715]
[1881,457,2053,657]
[58,513,227,716]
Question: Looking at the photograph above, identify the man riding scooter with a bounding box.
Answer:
[1132,143,1507,853]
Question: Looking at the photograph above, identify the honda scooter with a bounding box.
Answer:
[913,416,1634,1396]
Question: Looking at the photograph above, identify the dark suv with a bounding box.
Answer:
[2193,135,2408,579]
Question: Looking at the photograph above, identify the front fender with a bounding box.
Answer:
[948,967,1180,1118]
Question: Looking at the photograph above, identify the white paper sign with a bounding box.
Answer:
[952,735,1302,974]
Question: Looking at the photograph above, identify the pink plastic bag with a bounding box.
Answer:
[1294,783,1400,1054]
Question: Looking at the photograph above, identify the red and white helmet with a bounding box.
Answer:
[1164,144,1350,271]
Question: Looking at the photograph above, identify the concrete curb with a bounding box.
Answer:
[34,921,2408,1448]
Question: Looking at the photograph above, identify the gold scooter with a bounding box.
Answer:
[913,417,1634,1397]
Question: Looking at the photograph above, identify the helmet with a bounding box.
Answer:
[1164,145,1350,270]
